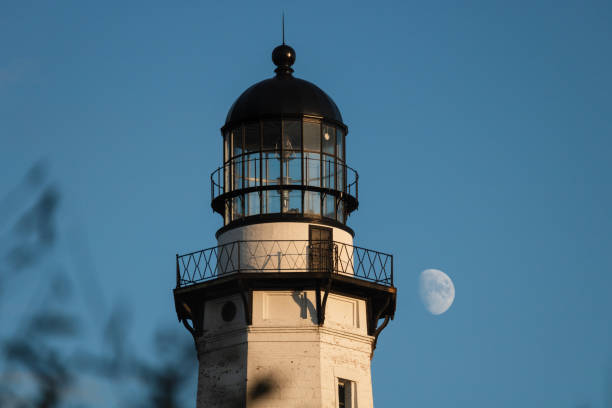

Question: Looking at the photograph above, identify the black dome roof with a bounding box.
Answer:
[223,44,344,129]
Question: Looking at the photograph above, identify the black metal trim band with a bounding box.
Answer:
[211,185,359,215]
[221,114,349,135]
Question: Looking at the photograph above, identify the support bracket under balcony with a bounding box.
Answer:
[316,277,333,326]
[238,279,253,325]
[369,295,392,359]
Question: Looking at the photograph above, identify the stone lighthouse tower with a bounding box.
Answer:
[173,42,396,408]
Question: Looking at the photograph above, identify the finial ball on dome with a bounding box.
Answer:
[272,44,296,75]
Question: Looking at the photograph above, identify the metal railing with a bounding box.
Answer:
[210,156,359,202]
[176,240,392,288]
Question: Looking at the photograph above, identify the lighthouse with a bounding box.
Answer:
[173,42,397,408]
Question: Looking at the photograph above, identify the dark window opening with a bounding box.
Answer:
[309,226,332,273]
[338,378,352,408]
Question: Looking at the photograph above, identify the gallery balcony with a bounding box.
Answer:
[173,239,396,335]
[175,239,393,288]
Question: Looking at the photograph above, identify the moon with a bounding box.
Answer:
[419,269,455,315]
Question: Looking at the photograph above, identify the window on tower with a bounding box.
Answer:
[337,378,353,408]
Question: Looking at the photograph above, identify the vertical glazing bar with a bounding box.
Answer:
[319,124,323,215]
[259,120,263,214]
[301,118,305,215]
[280,119,284,214]
[304,155,308,212]
[228,128,236,191]
[324,158,328,188]
[280,119,284,186]
[223,162,227,194]
[241,127,245,217]
[333,131,338,217]
[334,158,338,217]
[265,159,269,213]
[228,161,233,221]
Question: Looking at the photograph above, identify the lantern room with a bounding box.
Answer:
[210,44,358,236]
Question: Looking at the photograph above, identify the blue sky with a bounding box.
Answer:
[1,1,612,407]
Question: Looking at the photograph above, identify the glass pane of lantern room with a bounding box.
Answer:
[232,195,243,220]
[263,121,282,151]
[287,190,302,214]
[262,189,281,214]
[245,154,260,187]
[233,159,243,190]
[224,200,230,225]
[336,127,344,161]
[284,152,302,185]
[263,152,280,186]
[323,194,335,219]
[246,192,260,216]
[303,120,321,153]
[283,120,301,152]
[224,131,230,163]
[337,161,345,192]
[223,161,230,193]
[232,127,243,158]
[322,156,335,190]
[283,118,302,185]
[322,124,335,156]
[305,152,320,187]
[244,123,260,153]
[304,191,321,215]
[336,200,345,223]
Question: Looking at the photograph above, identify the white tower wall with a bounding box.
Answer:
[217,222,353,245]
[216,222,355,276]
[196,287,375,407]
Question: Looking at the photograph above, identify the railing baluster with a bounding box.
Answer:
[176,254,180,288]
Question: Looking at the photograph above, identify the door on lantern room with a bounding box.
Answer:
[309,226,333,273]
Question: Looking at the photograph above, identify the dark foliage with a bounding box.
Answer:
[0,163,196,407]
